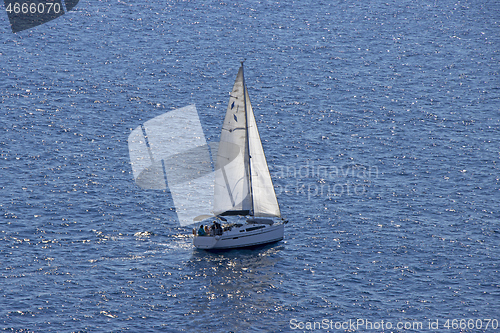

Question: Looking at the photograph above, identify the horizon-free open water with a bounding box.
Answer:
[1,0,499,332]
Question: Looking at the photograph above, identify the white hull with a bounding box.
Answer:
[193,222,284,250]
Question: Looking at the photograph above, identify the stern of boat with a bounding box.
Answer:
[193,235,219,249]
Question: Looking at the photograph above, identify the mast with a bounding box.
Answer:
[241,61,254,216]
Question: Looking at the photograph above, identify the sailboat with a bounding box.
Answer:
[193,62,286,250]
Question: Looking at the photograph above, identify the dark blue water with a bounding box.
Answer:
[1,0,499,332]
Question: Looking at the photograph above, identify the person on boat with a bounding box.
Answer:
[198,225,206,236]
[213,221,223,235]
[204,225,210,235]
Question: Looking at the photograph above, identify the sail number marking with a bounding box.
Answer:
[5,2,62,14]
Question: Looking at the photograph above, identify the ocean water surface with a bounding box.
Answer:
[1,0,499,332]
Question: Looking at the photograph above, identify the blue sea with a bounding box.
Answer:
[1,0,499,332]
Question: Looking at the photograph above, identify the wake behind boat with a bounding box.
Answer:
[193,63,286,250]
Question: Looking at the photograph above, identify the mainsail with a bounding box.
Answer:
[213,64,280,218]
[213,67,251,216]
